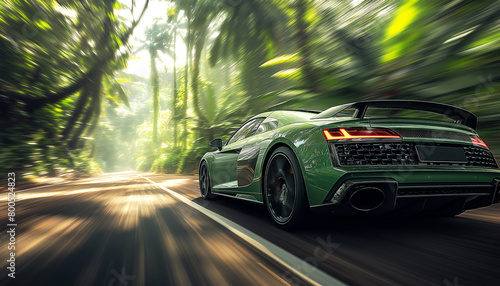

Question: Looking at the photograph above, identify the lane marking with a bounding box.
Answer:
[142,176,346,286]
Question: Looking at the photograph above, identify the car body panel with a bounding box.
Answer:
[200,100,500,217]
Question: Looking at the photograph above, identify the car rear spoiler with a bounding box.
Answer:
[313,100,478,129]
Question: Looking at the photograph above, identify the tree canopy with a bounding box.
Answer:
[1,0,499,178]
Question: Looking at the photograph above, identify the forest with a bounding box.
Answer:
[1,0,499,179]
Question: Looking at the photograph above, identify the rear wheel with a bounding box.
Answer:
[199,161,216,200]
[264,147,308,229]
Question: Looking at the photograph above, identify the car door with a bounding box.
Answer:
[211,118,264,190]
[236,117,280,188]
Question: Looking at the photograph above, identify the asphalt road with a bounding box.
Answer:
[1,172,500,286]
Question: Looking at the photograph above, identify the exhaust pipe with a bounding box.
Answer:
[350,187,385,211]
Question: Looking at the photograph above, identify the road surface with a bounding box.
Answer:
[1,172,499,285]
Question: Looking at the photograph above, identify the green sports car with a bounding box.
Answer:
[199,100,500,229]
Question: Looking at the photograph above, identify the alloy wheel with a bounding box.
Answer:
[265,152,297,223]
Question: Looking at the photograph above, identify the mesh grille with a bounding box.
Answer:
[332,142,498,168]
[394,129,470,142]
[463,146,498,168]
[334,142,418,166]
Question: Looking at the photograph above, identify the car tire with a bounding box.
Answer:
[263,146,308,230]
[199,161,216,200]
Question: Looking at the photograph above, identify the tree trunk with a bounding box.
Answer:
[295,0,320,93]
[172,25,178,148]
[62,89,91,140]
[67,99,94,149]
[182,8,191,150]
[150,49,160,144]
[68,70,103,149]
[191,22,209,125]
[68,0,111,149]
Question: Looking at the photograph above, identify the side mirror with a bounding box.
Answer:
[210,138,223,150]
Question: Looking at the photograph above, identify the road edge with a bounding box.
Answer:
[142,175,346,286]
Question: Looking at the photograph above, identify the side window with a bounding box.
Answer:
[226,118,264,145]
[255,118,279,135]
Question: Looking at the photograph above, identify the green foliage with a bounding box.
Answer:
[0,0,148,178]
[71,149,102,175]
[152,148,182,174]
[0,125,100,178]
[3,0,500,178]
[136,0,500,173]
[177,142,212,174]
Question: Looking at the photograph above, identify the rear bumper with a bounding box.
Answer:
[310,171,500,216]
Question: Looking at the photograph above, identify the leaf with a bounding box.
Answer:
[209,34,223,66]
[272,68,301,79]
[260,53,299,67]
[36,20,51,30]
[115,83,131,109]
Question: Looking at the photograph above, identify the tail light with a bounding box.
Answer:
[470,135,488,149]
[323,127,401,140]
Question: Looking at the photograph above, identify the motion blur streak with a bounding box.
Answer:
[146,173,500,286]
[0,172,301,286]
[1,172,500,285]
